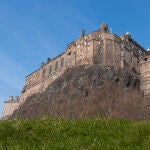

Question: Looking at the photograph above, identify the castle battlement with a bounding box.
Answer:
[2,23,150,118]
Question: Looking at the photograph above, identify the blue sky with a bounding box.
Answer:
[0,0,150,117]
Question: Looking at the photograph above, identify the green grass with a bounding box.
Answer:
[0,118,149,150]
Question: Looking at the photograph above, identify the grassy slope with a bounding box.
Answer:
[0,118,149,150]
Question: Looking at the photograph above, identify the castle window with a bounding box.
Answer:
[61,58,64,67]
[97,46,102,55]
[106,41,111,52]
[99,41,101,44]
[77,44,80,48]
[84,42,87,45]
[55,62,58,70]
[88,46,90,50]
[121,43,124,48]
[42,69,46,77]
[121,51,124,56]
[144,58,148,61]
[49,65,52,74]
[97,51,101,56]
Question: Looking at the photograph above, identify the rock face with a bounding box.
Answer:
[12,65,150,120]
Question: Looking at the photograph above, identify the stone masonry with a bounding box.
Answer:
[2,23,150,118]
[3,96,19,119]
[140,55,150,97]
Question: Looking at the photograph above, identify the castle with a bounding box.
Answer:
[2,23,150,118]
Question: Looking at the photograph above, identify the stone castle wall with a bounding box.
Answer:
[20,29,95,104]
[20,23,148,105]
[3,96,19,119]
[140,56,150,97]
[2,23,150,118]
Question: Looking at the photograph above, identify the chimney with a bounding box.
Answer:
[80,29,85,39]
[100,22,109,32]
[9,96,13,101]
[15,96,19,102]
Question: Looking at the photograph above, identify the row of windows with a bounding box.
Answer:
[42,58,64,77]
[3,105,19,114]
[77,42,90,48]
[78,40,102,49]
[123,43,143,56]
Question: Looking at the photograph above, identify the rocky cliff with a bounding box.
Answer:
[12,65,150,120]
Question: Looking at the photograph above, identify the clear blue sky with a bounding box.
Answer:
[0,0,150,117]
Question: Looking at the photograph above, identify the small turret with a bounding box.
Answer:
[147,48,150,55]
[100,22,109,32]
[125,31,131,40]
[80,29,85,39]
[120,31,131,42]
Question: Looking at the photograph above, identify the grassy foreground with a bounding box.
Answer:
[0,118,149,150]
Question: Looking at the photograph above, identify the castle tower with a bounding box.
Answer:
[80,29,85,40]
